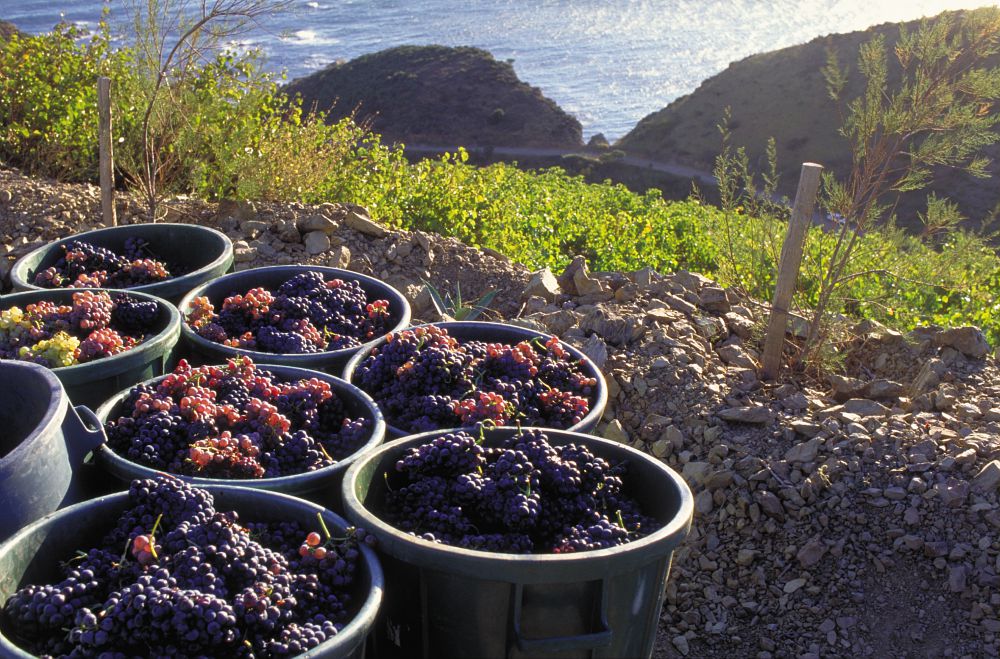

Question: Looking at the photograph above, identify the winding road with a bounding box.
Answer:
[403,144,719,186]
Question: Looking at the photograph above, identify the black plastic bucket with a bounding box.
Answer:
[93,364,386,513]
[0,361,105,542]
[9,222,234,303]
[342,427,693,659]
[343,321,608,438]
[0,484,383,659]
[0,288,181,409]
[177,265,411,373]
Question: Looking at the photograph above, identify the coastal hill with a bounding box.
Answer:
[617,10,1000,232]
[284,45,583,149]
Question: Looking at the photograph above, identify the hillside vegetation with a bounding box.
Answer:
[618,10,1000,233]
[284,45,583,148]
[0,15,1000,346]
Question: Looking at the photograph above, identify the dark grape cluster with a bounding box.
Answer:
[2,477,369,658]
[105,357,373,479]
[382,428,660,554]
[353,325,599,432]
[185,271,393,355]
[33,238,173,289]
[0,290,158,367]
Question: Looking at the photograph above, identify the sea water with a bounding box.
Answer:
[3,0,992,140]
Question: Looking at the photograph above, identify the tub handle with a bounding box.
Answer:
[510,580,613,654]
[66,405,108,460]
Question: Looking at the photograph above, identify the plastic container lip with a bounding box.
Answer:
[342,320,609,436]
[0,361,66,465]
[9,223,234,298]
[176,265,412,366]
[0,484,384,659]
[93,363,386,490]
[0,288,182,385]
[342,427,694,581]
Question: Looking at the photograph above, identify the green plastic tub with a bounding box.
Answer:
[342,427,694,659]
[93,364,385,513]
[344,321,608,438]
[177,265,411,373]
[0,288,181,409]
[0,361,105,542]
[0,484,383,659]
[10,223,234,303]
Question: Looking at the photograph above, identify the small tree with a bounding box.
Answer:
[800,7,1000,363]
[121,0,289,221]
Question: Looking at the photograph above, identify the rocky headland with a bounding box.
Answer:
[284,45,583,149]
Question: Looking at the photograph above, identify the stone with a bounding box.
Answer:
[658,294,697,316]
[718,406,772,424]
[578,308,644,346]
[614,282,638,303]
[602,419,629,444]
[326,245,351,269]
[672,270,711,293]
[781,392,809,411]
[797,538,826,567]
[277,222,301,243]
[557,255,589,296]
[695,490,714,515]
[754,490,785,519]
[240,219,269,238]
[0,189,11,204]
[783,578,806,594]
[233,240,255,263]
[303,230,331,255]
[345,210,388,237]
[784,437,821,464]
[651,440,671,459]
[736,548,757,566]
[791,420,821,437]
[632,266,656,288]
[724,312,756,339]
[297,212,337,234]
[699,286,731,313]
[681,461,711,485]
[842,399,889,417]
[573,267,605,296]
[829,374,866,400]
[933,326,990,359]
[216,198,256,222]
[948,566,968,593]
[580,334,609,369]
[717,344,757,369]
[972,461,1000,493]
[938,478,970,507]
[672,635,690,656]
[909,359,946,396]
[523,267,560,302]
[864,379,904,400]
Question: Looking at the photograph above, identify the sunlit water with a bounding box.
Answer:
[4,0,993,140]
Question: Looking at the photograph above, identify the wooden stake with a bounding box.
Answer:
[760,162,823,381]
[98,76,116,227]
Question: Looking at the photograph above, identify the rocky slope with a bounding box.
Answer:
[284,45,583,149]
[3,168,1000,657]
[618,9,1000,234]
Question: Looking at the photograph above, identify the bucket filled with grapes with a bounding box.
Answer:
[179,266,411,372]
[10,223,234,303]
[94,357,385,511]
[342,426,693,659]
[0,477,383,658]
[344,321,607,438]
[0,288,181,408]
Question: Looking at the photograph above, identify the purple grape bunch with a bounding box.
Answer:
[353,325,599,433]
[2,477,370,657]
[104,357,373,479]
[382,428,659,554]
[185,271,393,355]
[33,238,172,289]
